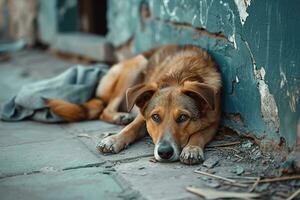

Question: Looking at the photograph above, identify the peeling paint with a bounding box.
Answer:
[235,75,239,83]
[234,0,251,26]
[222,2,237,49]
[162,0,179,21]
[152,18,227,40]
[257,67,280,132]
[245,41,280,132]
[287,89,299,113]
[279,67,287,89]
[199,0,214,28]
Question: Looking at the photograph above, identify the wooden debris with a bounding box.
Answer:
[234,154,243,160]
[194,170,248,187]
[187,186,260,200]
[259,175,300,183]
[286,188,300,200]
[275,192,288,198]
[222,147,240,153]
[228,176,259,180]
[195,170,236,183]
[238,175,300,184]
[206,141,241,148]
[77,133,93,139]
[248,177,261,192]
[149,157,157,163]
[222,181,249,188]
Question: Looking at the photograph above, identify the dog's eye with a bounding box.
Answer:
[176,114,189,123]
[151,114,161,123]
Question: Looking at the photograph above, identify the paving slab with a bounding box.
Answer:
[0,167,126,200]
[0,120,103,176]
[0,136,101,176]
[114,157,202,200]
[0,121,68,147]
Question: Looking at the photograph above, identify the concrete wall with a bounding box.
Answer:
[38,0,115,62]
[106,0,300,149]
[0,0,37,45]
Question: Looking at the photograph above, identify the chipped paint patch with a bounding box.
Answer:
[257,67,280,131]
[234,0,251,26]
[245,41,280,132]
[279,67,287,88]
[235,75,239,83]
[287,89,299,113]
[222,2,237,49]
[199,0,214,28]
[162,0,179,21]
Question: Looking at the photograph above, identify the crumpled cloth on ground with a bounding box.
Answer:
[1,64,108,122]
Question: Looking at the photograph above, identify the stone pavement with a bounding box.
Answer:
[0,49,298,200]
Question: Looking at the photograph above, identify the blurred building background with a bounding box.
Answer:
[0,0,299,152]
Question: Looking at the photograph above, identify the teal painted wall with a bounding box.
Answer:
[107,0,299,148]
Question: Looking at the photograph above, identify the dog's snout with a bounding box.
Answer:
[157,142,174,160]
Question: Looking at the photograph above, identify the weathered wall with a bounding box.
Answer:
[0,0,37,45]
[107,0,300,149]
[38,0,115,62]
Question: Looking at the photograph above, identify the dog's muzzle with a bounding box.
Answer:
[154,140,180,162]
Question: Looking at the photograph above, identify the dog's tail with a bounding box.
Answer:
[46,98,105,122]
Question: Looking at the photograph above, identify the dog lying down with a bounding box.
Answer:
[47,44,222,164]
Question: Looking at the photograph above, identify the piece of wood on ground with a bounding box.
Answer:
[187,186,260,200]
[77,133,93,139]
[228,176,259,180]
[194,170,248,188]
[238,175,300,184]
[206,141,241,148]
[286,187,300,200]
[221,147,240,153]
[234,154,243,159]
[248,177,261,192]
[259,175,300,183]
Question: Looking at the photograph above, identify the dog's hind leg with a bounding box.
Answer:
[97,114,147,153]
[96,55,148,125]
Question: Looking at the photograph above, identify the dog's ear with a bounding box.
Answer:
[126,83,158,112]
[181,81,217,110]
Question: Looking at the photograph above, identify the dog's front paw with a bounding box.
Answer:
[180,145,204,165]
[113,113,135,125]
[97,135,126,154]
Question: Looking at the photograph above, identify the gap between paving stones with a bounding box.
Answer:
[0,153,153,180]
[0,138,64,148]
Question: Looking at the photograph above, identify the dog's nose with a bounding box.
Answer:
[157,142,174,160]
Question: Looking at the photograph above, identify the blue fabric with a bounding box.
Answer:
[1,64,108,122]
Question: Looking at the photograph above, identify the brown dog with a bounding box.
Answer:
[48,44,222,164]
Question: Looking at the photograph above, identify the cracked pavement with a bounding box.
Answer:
[0,49,299,200]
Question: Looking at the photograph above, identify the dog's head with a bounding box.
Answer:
[126,81,217,162]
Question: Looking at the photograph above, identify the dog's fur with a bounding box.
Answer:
[48,44,222,164]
